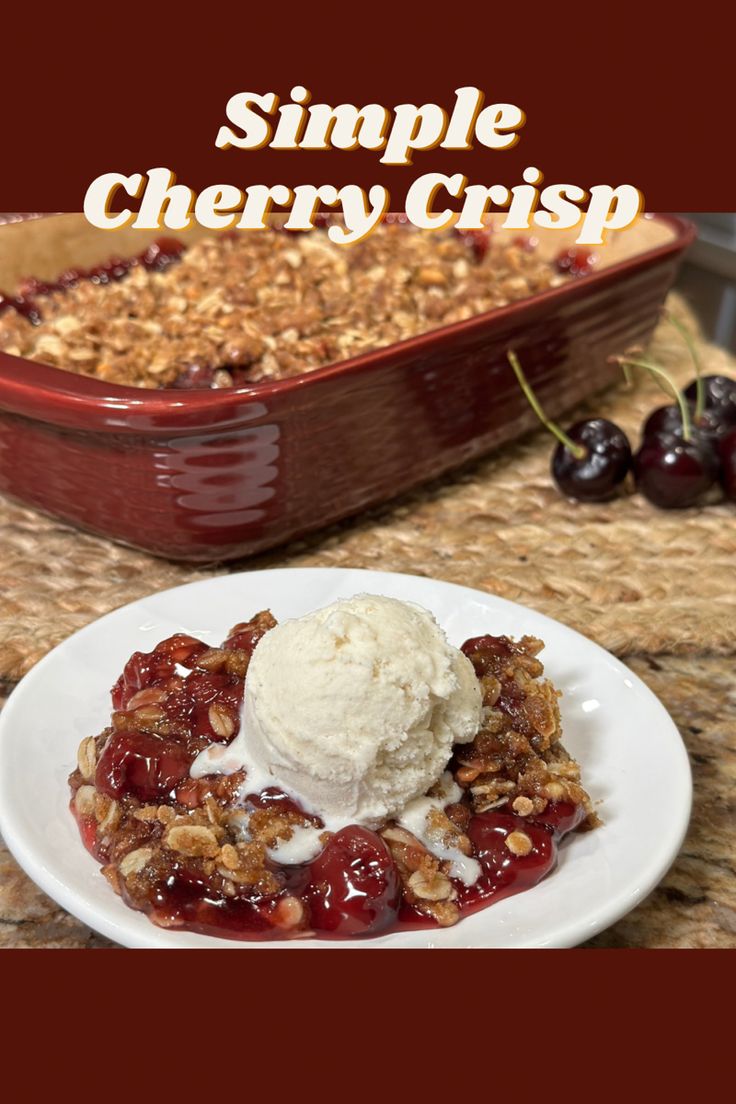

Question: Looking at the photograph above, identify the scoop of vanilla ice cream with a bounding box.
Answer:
[241,594,482,826]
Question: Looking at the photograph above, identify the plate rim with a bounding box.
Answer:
[0,566,693,949]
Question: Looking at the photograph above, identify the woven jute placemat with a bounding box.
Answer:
[1,293,735,683]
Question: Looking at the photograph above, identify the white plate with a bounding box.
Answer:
[0,568,691,949]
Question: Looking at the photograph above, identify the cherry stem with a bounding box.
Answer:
[507,350,586,459]
[665,310,704,421]
[617,356,692,442]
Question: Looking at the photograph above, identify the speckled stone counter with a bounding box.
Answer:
[1,298,734,948]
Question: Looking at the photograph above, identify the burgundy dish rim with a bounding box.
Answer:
[0,213,695,435]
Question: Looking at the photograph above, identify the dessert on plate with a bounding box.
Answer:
[69,594,598,940]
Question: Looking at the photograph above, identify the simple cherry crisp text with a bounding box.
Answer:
[84,86,643,245]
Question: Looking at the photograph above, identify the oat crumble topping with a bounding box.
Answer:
[2,223,568,390]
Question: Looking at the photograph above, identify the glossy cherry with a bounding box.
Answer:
[633,430,719,508]
[527,800,588,835]
[467,812,556,897]
[95,729,193,802]
[111,634,203,709]
[552,418,632,502]
[304,826,401,935]
[683,374,736,427]
[508,351,631,502]
[643,403,724,458]
[224,621,273,655]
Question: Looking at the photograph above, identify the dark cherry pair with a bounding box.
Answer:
[547,374,736,508]
[634,375,736,507]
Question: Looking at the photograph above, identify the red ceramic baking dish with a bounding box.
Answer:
[0,213,693,563]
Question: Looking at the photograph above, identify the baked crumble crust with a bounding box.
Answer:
[2,223,567,390]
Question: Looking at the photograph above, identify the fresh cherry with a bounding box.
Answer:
[508,351,631,503]
[643,404,687,440]
[95,729,193,802]
[555,247,596,277]
[718,427,736,500]
[304,826,400,935]
[643,403,724,459]
[683,374,736,430]
[634,430,719,508]
[552,418,632,502]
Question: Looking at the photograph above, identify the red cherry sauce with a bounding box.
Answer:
[223,622,271,656]
[304,826,401,936]
[98,632,247,806]
[142,799,584,940]
[74,621,588,941]
[71,804,100,859]
[0,290,42,325]
[455,226,491,261]
[555,246,596,277]
[95,730,193,803]
[2,237,185,325]
[143,865,280,939]
[397,801,586,929]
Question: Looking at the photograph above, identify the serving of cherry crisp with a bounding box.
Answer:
[68,611,598,940]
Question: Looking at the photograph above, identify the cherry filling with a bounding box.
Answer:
[0,291,42,325]
[465,812,555,898]
[304,826,401,936]
[95,730,194,803]
[74,788,585,939]
[224,621,274,655]
[396,803,585,929]
[144,865,278,938]
[454,227,492,261]
[71,623,589,941]
[555,246,596,277]
[112,632,228,710]
[0,237,185,324]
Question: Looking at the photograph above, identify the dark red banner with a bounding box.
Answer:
[2,948,732,1093]
[0,10,731,211]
